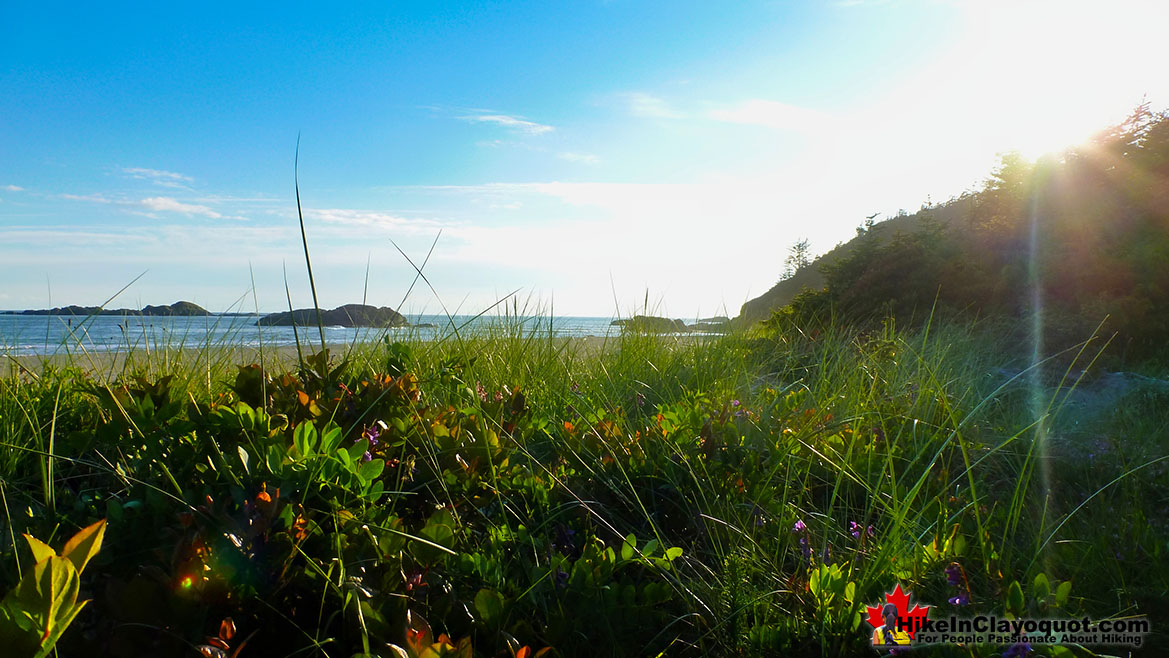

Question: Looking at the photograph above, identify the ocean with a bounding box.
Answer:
[0,313,623,357]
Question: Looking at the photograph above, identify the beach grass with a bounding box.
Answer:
[0,309,1164,657]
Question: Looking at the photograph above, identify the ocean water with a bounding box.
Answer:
[0,313,623,357]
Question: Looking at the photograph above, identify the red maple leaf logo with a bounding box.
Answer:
[865,584,930,640]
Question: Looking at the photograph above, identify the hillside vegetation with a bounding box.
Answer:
[743,103,1169,360]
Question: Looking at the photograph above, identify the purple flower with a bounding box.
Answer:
[799,535,812,560]
[731,399,740,407]
[849,521,862,539]
[948,591,970,606]
[362,451,373,462]
[944,562,963,586]
[362,420,385,447]
[635,392,646,407]
[1003,642,1032,658]
[867,525,875,537]
[793,519,807,533]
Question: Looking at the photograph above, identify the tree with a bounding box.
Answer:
[782,238,811,280]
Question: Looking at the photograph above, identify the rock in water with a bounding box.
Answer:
[257,304,409,327]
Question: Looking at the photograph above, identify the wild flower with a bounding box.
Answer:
[1002,642,1032,658]
[948,591,970,606]
[793,520,812,560]
[944,562,964,587]
[635,392,646,407]
[476,381,488,402]
[362,420,386,447]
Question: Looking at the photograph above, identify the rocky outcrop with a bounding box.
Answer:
[257,304,409,328]
[611,315,687,333]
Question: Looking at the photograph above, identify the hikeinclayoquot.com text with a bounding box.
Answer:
[897,615,1150,647]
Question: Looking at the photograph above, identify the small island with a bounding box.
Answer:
[611,315,687,333]
[257,304,409,328]
[15,301,211,316]
[610,315,730,333]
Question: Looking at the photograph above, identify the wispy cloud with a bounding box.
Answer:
[61,193,113,203]
[61,191,243,219]
[621,92,685,119]
[708,99,828,132]
[2,184,23,192]
[459,114,555,135]
[557,151,601,164]
[121,167,194,188]
[305,207,445,234]
[139,196,223,218]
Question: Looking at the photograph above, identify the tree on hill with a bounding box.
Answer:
[781,238,811,281]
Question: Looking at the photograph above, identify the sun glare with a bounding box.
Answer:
[946,0,1166,160]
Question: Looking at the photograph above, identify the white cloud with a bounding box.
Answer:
[305,207,445,235]
[61,191,245,219]
[61,193,113,203]
[459,114,555,135]
[122,167,194,188]
[2,184,23,192]
[621,92,685,119]
[139,196,223,218]
[708,99,829,133]
[557,152,601,164]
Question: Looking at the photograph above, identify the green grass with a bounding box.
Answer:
[0,314,1164,657]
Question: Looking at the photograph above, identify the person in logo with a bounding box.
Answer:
[871,603,911,646]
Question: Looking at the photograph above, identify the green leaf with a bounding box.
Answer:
[60,520,106,574]
[415,514,457,565]
[1055,580,1072,606]
[293,422,317,458]
[348,438,370,464]
[358,458,385,483]
[1032,572,1051,602]
[1006,580,1025,616]
[267,443,284,474]
[473,588,505,625]
[620,533,636,561]
[22,535,55,564]
[642,539,659,558]
[17,555,81,652]
[665,546,683,561]
[320,425,343,454]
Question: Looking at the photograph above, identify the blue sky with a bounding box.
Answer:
[2,0,1166,316]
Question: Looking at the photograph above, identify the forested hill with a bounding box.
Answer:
[738,103,1169,357]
